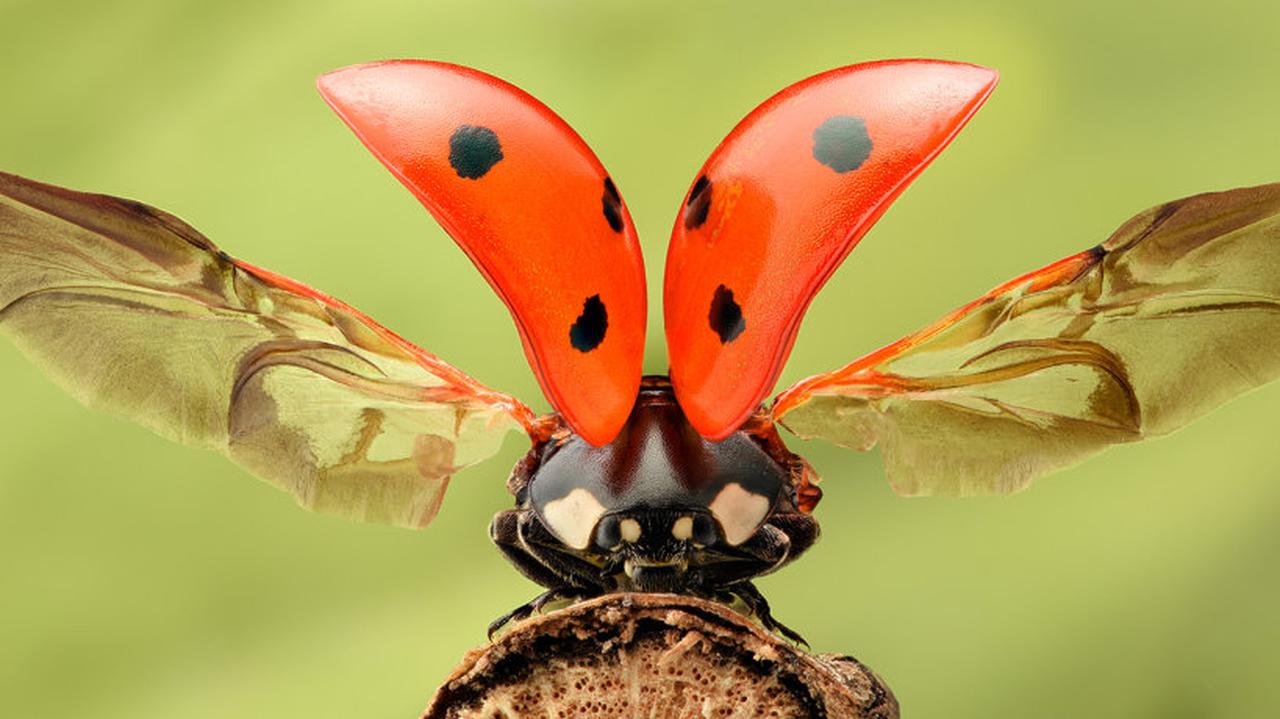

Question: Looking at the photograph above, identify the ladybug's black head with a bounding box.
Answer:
[589,508,719,591]
[524,376,790,592]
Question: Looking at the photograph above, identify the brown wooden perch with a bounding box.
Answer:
[424,593,897,718]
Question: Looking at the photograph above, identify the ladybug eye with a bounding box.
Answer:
[692,513,719,547]
[594,514,622,551]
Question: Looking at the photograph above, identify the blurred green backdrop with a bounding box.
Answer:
[2,1,1278,717]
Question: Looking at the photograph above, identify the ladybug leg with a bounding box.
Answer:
[487,509,605,637]
[489,509,565,590]
[761,511,820,571]
[728,581,807,647]
[696,512,818,643]
[698,511,819,589]
[696,525,791,590]
[739,511,820,580]
[486,586,581,639]
[515,510,611,591]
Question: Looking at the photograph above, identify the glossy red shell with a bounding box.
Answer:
[664,59,999,439]
[318,61,646,446]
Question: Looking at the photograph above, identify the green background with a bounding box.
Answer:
[2,1,1278,716]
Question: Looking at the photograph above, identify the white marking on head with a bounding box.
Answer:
[671,515,694,541]
[620,518,642,544]
[541,487,607,550]
[708,483,771,546]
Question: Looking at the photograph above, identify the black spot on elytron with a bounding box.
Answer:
[684,175,712,230]
[570,295,608,352]
[708,285,745,343]
[812,115,872,173]
[602,177,624,233]
[448,125,504,179]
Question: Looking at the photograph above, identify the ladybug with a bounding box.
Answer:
[2,60,1278,642]
[492,374,819,639]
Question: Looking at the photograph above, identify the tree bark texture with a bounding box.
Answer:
[424,593,898,718]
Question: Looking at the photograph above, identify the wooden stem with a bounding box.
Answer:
[423,593,898,718]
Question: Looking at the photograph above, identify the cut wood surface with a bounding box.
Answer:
[424,593,898,718]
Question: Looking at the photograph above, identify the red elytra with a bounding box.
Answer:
[319,59,997,444]
[665,60,998,440]
[317,61,646,447]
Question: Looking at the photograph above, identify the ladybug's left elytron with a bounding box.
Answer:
[3,61,1279,641]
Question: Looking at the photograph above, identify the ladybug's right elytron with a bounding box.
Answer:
[2,59,1277,641]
